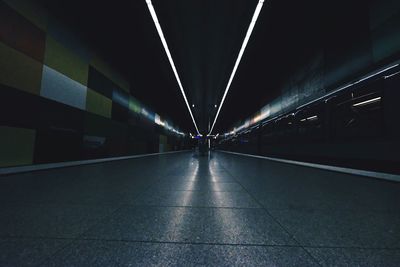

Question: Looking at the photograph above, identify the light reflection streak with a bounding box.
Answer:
[209,161,245,243]
[163,162,199,242]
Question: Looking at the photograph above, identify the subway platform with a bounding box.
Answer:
[0,151,399,266]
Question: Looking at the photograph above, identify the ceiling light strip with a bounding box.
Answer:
[209,0,265,135]
[145,0,200,135]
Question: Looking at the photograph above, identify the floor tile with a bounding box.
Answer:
[306,247,400,267]
[43,240,318,267]
[253,191,366,211]
[162,174,236,183]
[148,181,244,192]
[0,204,118,238]
[1,151,399,266]
[84,206,296,245]
[134,190,260,208]
[0,238,69,267]
[269,209,400,248]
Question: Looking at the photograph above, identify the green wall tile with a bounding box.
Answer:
[0,42,42,95]
[44,36,89,85]
[0,126,35,167]
[86,88,112,118]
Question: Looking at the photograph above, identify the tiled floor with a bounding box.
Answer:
[0,151,399,266]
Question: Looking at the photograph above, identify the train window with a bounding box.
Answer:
[261,121,275,144]
[296,101,326,142]
[332,79,383,140]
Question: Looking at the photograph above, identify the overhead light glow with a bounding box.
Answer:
[353,97,381,107]
[145,0,200,135]
[208,0,265,135]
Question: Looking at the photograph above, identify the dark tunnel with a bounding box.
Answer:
[1,0,400,265]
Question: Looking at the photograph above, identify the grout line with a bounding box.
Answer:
[0,150,192,176]
[154,180,236,183]
[217,154,323,267]
[3,235,400,250]
[0,235,305,248]
[219,150,400,183]
[143,189,244,192]
[2,201,397,213]
[127,204,264,210]
[33,204,126,267]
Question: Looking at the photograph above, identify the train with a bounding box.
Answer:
[217,63,400,174]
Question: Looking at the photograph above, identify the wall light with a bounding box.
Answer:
[300,115,318,122]
[353,97,381,107]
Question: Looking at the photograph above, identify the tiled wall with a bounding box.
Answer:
[0,0,187,167]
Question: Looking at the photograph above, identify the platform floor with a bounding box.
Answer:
[0,151,399,266]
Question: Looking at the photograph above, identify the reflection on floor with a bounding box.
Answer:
[0,151,399,266]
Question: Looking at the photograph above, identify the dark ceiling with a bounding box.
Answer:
[41,0,364,135]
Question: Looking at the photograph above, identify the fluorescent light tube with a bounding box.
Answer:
[209,0,265,135]
[353,97,381,107]
[145,0,200,135]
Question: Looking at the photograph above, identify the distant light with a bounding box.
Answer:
[192,104,195,108]
[214,104,217,108]
[145,0,200,135]
[155,114,165,126]
[209,0,265,135]
[353,97,381,107]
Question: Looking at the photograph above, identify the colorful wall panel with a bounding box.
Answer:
[87,66,114,98]
[91,55,130,93]
[0,126,35,167]
[3,0,48,31]
[0,42,43,95]
[44,36,89,85]
[46,17,90,62]
[0,1,45,62]
[0,0,188,168]
[40,65,87,110]
[86,89,112,119]
[112,89,130,123]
